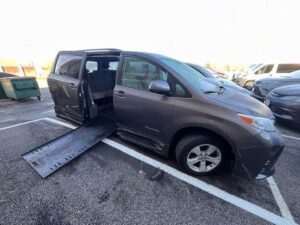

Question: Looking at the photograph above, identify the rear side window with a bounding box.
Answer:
[54,54,83,78]
[277,64,300,73]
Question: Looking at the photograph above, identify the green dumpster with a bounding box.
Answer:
[0,72,16,99]
[0,83,6,99]
[0,77,41,100]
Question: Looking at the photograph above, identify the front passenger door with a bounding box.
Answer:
[114,56,176,147]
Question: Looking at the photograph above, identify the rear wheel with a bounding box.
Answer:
[175,135,227,176]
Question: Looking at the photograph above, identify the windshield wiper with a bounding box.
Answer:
[204,85,225,95]
[203,90,220,94]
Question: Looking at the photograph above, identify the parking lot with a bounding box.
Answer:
[0,88,299,225]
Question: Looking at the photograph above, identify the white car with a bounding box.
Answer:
[234,63,300,90]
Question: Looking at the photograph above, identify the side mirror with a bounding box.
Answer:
[149,80,170,95]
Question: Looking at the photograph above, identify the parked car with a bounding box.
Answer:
[232,63,263,81]
[235,63,300,90]
[48,49,284,179]
[252,70,300,101]
[187,63,251,95]
[265,84,300,128]
[205,67,228,79]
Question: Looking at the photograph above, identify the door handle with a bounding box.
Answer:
[114,90,126,97]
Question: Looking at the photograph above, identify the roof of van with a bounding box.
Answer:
[59,49,171,60]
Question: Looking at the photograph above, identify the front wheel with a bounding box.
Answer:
[175,135,227,176]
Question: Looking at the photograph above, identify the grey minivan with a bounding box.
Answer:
[48,49,284,180]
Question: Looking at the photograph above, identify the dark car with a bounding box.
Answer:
[187,63,251,95]
[48,49,284,180]
[265,84,300,128]
[252,70,300,101]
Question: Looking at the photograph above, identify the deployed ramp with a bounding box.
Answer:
[23,118,115,178]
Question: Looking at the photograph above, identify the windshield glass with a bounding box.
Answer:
[162,58,219,92]
[288,70,300,78]
[247,63,263,73]
[189,64,215,79]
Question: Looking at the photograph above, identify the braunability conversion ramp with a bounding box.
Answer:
[23,118,115,178]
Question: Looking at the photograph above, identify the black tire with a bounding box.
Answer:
[175,134,228,176]
[244,81,254,91]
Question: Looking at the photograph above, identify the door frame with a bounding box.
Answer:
[49,51,88,123]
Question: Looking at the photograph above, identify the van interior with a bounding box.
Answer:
[84,56,119,118]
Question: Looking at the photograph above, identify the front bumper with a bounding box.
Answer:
[266,96,300,125]
[232,130,284,180]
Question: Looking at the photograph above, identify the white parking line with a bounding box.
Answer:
[0,118,45,131]
[45,117,296,225]
[267,176,295,222]
[282,134,300,141]
[43,118,77,129]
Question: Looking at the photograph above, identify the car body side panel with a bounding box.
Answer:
[169,95,284,179]
[114,53,176,151]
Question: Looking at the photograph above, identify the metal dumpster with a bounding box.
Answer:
[0,77,41,100]
[0,72,16,99]
[0,83,6,99]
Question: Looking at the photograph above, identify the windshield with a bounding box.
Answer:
[188,64,216,79]
[288,70,300,78]
[249,63,263,72]
[162,58,219,92]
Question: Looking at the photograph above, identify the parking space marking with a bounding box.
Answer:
[43,118,77,129]
[282,134,300,141]
[45,117,296,225]
[267,177,295,222]
[0,118,45,131]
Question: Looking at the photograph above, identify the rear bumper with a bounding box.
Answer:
[232,130,284,180]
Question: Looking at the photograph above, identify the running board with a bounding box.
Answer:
[22,118,115,178]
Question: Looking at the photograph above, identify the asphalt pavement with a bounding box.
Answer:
[0,88,299,225]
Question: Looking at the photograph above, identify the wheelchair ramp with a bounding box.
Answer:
[23,118,115,178]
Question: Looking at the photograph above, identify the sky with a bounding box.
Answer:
[0,0,300,64]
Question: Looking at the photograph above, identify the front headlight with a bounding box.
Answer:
[238,113,275,132]
[280,96,300,103]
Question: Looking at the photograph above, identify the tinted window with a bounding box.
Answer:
[86,61,98,73]
[121,57,168,91]
[264,64,274,73]
[109,61,118,71]
[277,64,300,73]
[86,58,119,74]
[55,54,83,78]
[162,58,218,93]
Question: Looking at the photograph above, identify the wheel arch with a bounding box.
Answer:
[243,80,255,87]
[168,126,236,160]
